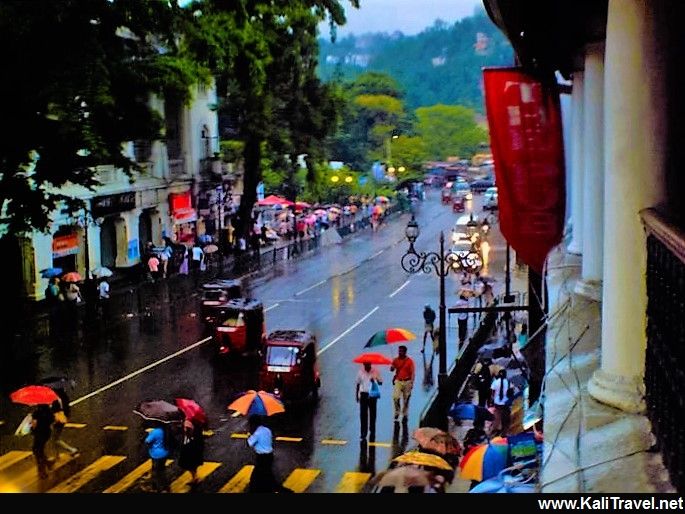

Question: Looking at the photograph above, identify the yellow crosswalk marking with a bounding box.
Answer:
[202,430,214,437]
[48,456,125,493]
[367,442,391,448]
[335,472,372,493]
[103,459,172,493]
[1,453,76,493]
[0,451,32,473]
[230,433,249,439]
[231,411,241,418]
[282,468,321,493]
[218,465,254,493]
[275,436,302,442]
[103,426,128,431]
[0,421,5,426]
[321,439,347,445]
[64,422,86,429]
[170,462,221,493]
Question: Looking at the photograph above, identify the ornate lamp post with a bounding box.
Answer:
[400,215,482,396]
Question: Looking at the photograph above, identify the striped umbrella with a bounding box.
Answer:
[364,328,416,348]
[227,390,285,417]
[459,441,509,481]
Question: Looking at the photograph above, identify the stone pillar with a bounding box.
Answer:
[588,0,667,413]
[567,71,584,255]
[575,44,605,301]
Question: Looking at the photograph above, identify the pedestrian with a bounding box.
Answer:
[144,424,171,492]
[247,415,280,493]
[421,304,436,353]
[430,325,440,359]
[178,245,189,275]
[31,404,54,479]
[160,242,173,278]
[97,278,110,318]
[474,273,486,308]
[178,419,204,487]
[390,345,415,423]
[455,294,469,349]
[191,242,204,273]
[355,362,383,441]
[50,398,78,458]
[45,277,63,333]
[472,357,493,408]
[147,253,160,281]
[489,369,512,437]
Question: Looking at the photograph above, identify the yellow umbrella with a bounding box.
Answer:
[393,451,453,471]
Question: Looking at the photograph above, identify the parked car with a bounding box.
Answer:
[470,178,495,194]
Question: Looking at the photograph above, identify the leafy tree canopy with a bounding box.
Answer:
[415,104,488,160]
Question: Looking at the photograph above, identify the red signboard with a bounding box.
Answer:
[483,67,566,273]
[169,191,197,224]
[52,233,79,258]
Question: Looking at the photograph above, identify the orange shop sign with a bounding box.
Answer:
[52,233,79,258]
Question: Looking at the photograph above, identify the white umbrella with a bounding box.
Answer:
[91,266,113,278]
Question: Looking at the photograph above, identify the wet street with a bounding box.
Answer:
[0,191,510,493]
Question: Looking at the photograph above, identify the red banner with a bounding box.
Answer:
[483,68,566,273]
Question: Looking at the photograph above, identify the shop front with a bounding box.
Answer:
[170,191,198,245]
[52,229,79,272]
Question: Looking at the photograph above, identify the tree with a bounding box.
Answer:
[0,0,205,236]
[186,0,358,239]
[415,104,488,160]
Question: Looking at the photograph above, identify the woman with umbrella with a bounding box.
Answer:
[178,419,204,487]
[31,404,55,479]
[355,360,384,442]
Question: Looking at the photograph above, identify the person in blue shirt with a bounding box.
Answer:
[247,415,292,493]
[145,425,171,492]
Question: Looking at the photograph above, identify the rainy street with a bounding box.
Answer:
[0,192,509,493]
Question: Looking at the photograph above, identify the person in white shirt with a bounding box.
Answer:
[97,279,110,300]
[355,363,383,441]
[489,369,512,436]
[191,243,204,272]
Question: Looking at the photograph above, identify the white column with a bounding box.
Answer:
[567,71,584,255]
[588,0,666,413]
[575,44,605,301]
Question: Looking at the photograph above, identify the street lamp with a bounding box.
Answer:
[344,175,353,183]
[331,175,340,183]
[400,215,483,416]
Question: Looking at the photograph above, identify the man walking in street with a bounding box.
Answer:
[421,304,436,353]
[390,345,415,423]
[455,294,469,349]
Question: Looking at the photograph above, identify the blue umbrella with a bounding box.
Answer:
[449,402,493,422]
[469,473,537,493]
[40,267,63,278]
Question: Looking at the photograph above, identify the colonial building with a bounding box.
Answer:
[7,83,220,301]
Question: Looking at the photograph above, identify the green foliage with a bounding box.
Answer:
[415,104,488,160]
[318,8,514,111]
[0,0,207,235]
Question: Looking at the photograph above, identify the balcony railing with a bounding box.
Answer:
[641,208,685,493]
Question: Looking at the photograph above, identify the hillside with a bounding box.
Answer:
[317,9,514,112]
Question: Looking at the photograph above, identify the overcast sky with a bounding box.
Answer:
[320,0,484,37]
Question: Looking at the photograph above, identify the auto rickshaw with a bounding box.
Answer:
[258,330,321,403]
[200,279,242,326]
[214,298,266,357]
[452,196,465,213]
[441,188,452,205]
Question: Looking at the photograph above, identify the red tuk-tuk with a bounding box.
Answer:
[258,330,321,403]
[214,298,266,357]
[201,279,242,326]
[452,196,465,213]
[441,188,452,205]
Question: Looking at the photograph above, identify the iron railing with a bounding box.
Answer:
[642,208,685,493]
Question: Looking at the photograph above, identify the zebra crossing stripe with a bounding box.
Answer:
[0,451,32,473]
[103,426,128,431]
[282,468,321,493]
[230,433,249,439]
[275,436,302,442]
[48,456,126,493]
[170,462,221,493]
[367,442,391,448]
[321,439,347,445]
[335,472,372,493]
[103,459,173,493]
[218,465,254,493]
[64,423,87,428]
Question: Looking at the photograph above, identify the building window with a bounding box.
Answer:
[134,140,152,163]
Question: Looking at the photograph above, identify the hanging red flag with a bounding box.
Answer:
[483,67,566,273]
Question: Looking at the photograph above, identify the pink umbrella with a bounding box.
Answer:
[175,398,208,426]
[258,195,294,207]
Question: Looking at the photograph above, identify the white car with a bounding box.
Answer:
[449,241,483,270]
[483,187,498,211]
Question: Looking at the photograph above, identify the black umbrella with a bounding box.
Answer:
[39,376,74,391]
[133,400,184,424]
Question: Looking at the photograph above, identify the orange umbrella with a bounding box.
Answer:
[227,390,285,417]
[393,451,453,471]
[352,353,393,365]
[412,427,461,455]
[61,271,82,282]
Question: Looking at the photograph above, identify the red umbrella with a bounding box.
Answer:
[175,398,208,426]
[353,353,393,365]
[10,385,60,406]
[295,201,311,210]
[258,195,293,207]
[61,271,83,283]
